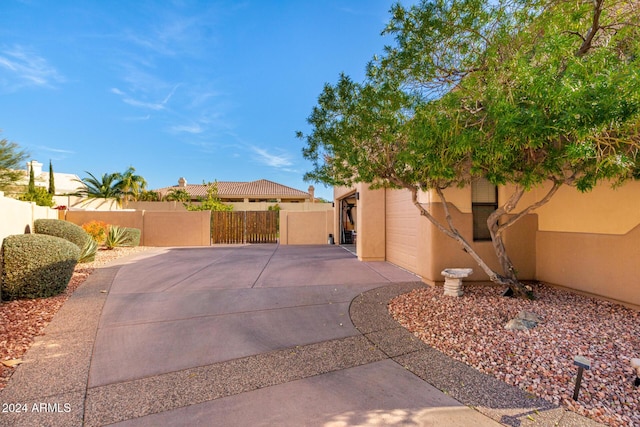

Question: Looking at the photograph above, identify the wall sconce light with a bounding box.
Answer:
[355,192,360,200]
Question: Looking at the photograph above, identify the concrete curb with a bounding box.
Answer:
[349,283,606,427]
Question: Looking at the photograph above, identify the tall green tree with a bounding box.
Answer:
[20,161,54,207]
[301,0,640,297]
[27,162,36,194]
[48,160,55,195]
[0,136,28,191]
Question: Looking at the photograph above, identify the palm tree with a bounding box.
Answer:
[138,190,161,201]
[164,188,191,202]
[115,166,147,202]
[75,171,123,202]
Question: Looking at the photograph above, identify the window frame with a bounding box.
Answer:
[471,179,498,242]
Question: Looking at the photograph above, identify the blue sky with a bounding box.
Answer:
[0,0,410,201]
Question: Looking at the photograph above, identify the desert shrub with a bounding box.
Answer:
[34,219,89,249]
[122,227,141,247]
[104,225,129,249]
[1,234,80,300]
[82,220,109,244]
[18,187,54,207]
[78,237,98,263]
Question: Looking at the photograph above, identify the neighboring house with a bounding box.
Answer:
[155,178,320,205]
[335,180,640,308]
[10,160,84,207]
[12,160,82,195]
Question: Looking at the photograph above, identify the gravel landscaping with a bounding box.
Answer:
[0,246,149,390]
[389,282,640,427]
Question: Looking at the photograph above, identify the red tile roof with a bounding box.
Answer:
[155,179,311,199]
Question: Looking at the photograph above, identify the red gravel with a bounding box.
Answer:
[388,282,640,427]
[0,246,148,390]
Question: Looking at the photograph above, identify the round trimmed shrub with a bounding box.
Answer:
[1,234,80,300]
[34,219,90,249]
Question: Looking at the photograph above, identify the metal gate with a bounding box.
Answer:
[211,211,278,244]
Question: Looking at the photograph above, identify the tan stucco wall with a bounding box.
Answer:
[66,195,120,211]
[65,210,145,243]
[415,203,537,284]
[65,210,144,231]
[531,180,640,234]
[355,184,386,261]
[64,210,213,247]
[537,225,640,307]
[279,210,334,245]
[335,179,640,307]
[0,192,58,247]
[334,185,355,200]
[439,180,640,234]
[334,184,387,260]
[143,211,211,246]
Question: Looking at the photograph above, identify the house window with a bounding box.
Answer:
[472,178,497,241]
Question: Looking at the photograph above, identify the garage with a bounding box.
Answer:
[385,188,419,272]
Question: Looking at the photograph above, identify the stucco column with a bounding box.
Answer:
[356,184,386,261]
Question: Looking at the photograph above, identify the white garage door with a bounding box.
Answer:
[385,189,419,272]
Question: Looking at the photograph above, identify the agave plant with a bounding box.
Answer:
[78,238,98,263]
[104,225,129,250]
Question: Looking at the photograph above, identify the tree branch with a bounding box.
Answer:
[496,181,563,233]
[576,0,605,57]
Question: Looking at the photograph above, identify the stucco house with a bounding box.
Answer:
[141,178,333,213]
[10,160,83,206]
[155,177,316,203]
[334,180,640,309]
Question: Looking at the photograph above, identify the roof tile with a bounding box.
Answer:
[155,179,310,199]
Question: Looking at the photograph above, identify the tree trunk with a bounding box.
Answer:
[408,187,525,292]
[485,187,532,298]
[488,224,532,298]
[403,182,563,299]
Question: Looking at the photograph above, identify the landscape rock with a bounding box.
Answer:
[504,310,542,330]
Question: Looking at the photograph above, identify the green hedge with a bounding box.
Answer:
[1,234,80,300]
[34,219,89,249]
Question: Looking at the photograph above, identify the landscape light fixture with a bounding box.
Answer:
[631,358,640,387]
[572,355,591,401]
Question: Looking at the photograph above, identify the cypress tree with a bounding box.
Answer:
[48,160,55,195]
[28,162,35,194]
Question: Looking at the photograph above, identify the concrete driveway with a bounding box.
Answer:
[0,244,523,426]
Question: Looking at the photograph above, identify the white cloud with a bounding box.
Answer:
[0,45,64,90]
[38,146,75,154]
[111,83,181,111]
[250,146,293,168]
[171,123,204,134]
[124,114,151,122]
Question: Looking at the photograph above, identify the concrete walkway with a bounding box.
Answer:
[0,245,602,426]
